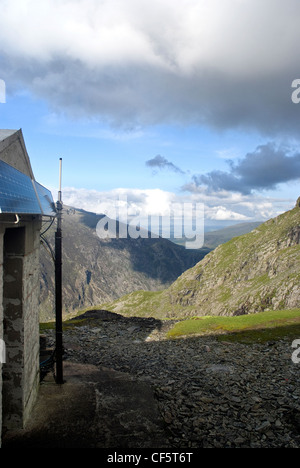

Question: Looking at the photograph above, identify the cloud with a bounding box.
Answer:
[1,0,300,135]
[61,185,292,226]
[187,143,300,195]
[146,155,185,174]
[62,187,176,217]
[206,207,249,221]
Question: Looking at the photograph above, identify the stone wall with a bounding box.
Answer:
[0,217,41,444]
[23,221,42,424]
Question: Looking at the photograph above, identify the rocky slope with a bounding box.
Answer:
[104,198,300,318]
[39,207,207,320]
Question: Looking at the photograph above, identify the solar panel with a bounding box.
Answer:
[34,181,56,217]
[0,160,56,216]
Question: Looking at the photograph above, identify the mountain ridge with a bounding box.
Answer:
[102,199,300,319]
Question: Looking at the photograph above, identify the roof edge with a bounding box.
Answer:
[0,128,35,179]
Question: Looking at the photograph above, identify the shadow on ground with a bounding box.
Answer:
[2,310,172,448]
[2,361,169,448]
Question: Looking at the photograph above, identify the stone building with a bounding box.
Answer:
[0,129,55,446]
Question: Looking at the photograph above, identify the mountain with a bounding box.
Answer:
[171,221,262,249]
[103,198,300,319]
[39,207,208,321]
[202,221,262,249]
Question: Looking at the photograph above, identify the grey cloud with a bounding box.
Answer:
[146,155,185,174]
[1,0,300,137]
[3,58,299,137]
[189,143,300,195]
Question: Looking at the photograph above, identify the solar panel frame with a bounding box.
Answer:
[34,180,56,217]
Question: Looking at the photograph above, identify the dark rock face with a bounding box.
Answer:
[288,225,300,246]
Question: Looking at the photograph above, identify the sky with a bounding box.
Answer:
[1,0,300,234]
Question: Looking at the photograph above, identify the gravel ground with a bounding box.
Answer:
[43,312,300,448]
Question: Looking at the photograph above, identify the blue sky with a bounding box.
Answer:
[1,0,300,231]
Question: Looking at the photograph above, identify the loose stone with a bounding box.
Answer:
[43,315,300,448]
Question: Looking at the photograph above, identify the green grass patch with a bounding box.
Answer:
[40,316,99,332]
[39,322,55,331]
[99,289,165,317]
[167,309,300,343]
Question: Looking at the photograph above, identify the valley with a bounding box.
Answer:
[101,199,300,319]
[40,207,259,321]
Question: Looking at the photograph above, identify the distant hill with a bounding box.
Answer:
[39,207,208,321]
[103,199,300,319]
[202,221,262,249]
[170,221,262,249]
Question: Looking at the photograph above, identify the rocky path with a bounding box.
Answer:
[44,311,300,448]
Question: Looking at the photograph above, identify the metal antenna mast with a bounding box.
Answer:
[55,158,63,384]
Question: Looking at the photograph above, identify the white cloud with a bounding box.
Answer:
[206,206,249,221]
[0,0,176,67]
[61,186,291,226]
[5,0,291,76]
[62,187,176,217]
